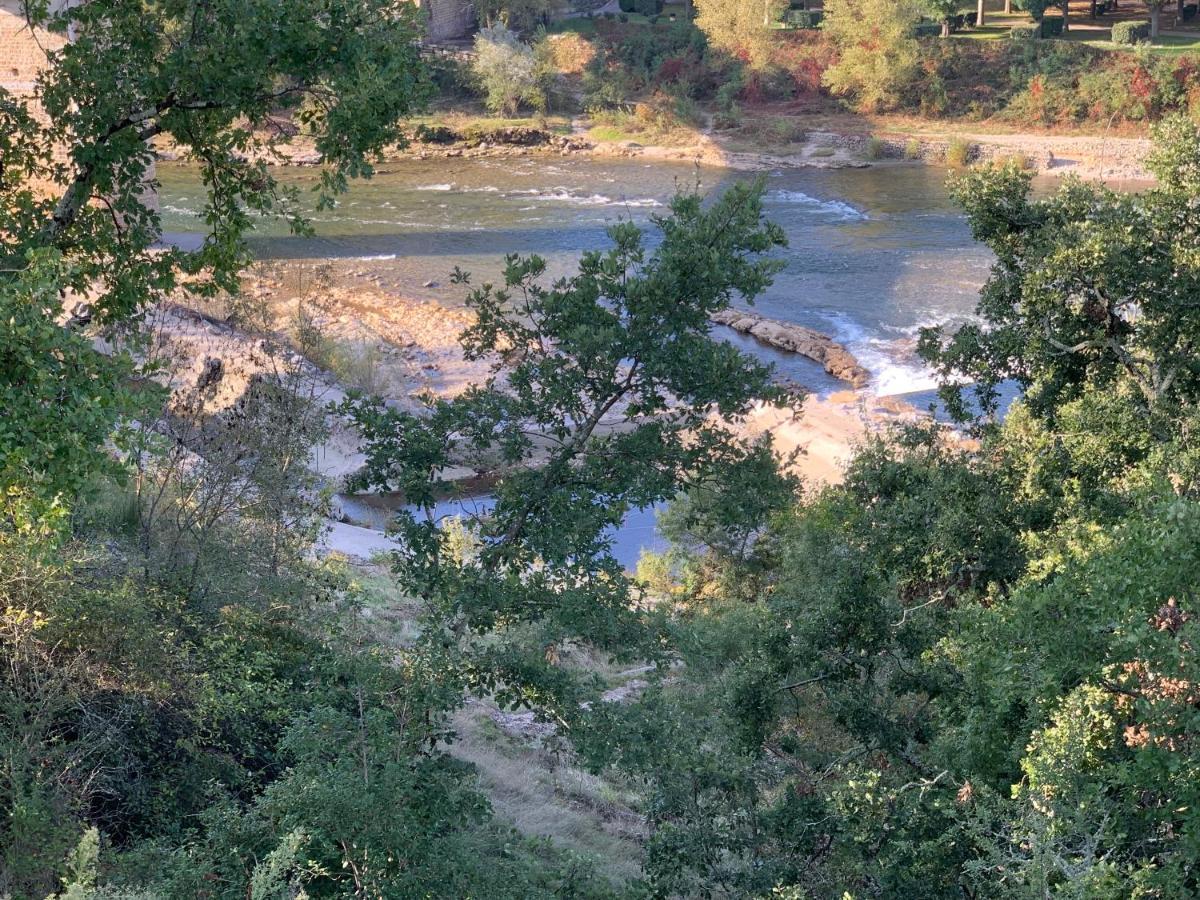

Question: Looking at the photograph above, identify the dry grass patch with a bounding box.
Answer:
[449,702,646,886]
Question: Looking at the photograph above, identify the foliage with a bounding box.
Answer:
[822,0,925,112]
[695,0,787,69]
[945,136,975,166]
[1112,19,1152,44]
[564,115,1200,898]
[473,0,560,30]
[0,0,428,522]
[474,24,548,116]
[344,182,787,714]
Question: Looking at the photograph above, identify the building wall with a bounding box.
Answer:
[423,0,476,42]
[0,0,66,93]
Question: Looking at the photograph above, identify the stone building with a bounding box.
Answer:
[422,0,476,42]
[0,0,65,94]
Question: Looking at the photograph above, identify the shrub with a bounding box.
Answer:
[913,20,942,36]
[770,116,805,142]
[636,0,663,15]
[1111,20,1150,44]
[540,32,596,75]
[473,24,545,116]
[904,137,922,158]
[1010,23,1040,38]
[1039,16,1064,36]
[946,136,975,167]
[822,0,924,112]
[781,8,823,26]
[619,0,636,10]
[864,135,886,159]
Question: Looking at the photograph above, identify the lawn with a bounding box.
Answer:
[949,15,1200,53]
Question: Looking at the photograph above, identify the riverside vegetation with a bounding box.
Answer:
[4,1,1200,899]
[420,0,1200,162]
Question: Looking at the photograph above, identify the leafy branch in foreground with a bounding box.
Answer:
[345,181,792,710]
[1,0,429,519]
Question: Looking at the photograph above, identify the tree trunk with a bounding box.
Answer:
[976,0,986,25]
[1004,0,1011,11]
[1090,0,1097,18]
[1061,0,1069,29]
[942,18,951,34]
[1150,3,1160,35]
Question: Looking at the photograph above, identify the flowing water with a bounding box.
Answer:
[159,155,1008,566]
[158,156,999,397]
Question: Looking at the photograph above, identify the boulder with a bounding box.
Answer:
[712,309,870,388]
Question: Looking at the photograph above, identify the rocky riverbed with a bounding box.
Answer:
[712,308,870,388]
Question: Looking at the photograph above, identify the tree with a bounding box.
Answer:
[920,116,1200,443]
[924,0,963,34]
[822,0,925,112]
[694,0,786,70]
[344,181,789,712]
[0,0,429,519]
[472,24,546,116]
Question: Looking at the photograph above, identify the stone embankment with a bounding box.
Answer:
[712,308,870,388]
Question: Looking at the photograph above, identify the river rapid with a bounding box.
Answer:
[159,156,1006,398]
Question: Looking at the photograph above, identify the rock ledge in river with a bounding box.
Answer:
[712,309,870,388]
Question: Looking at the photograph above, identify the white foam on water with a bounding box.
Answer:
[352,254,397,261]
[415,183,454,191]
[508,187,662,207]
[820,313,939,396]
[766,190,868,221]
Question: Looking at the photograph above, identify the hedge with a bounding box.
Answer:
[1111,20,1150,44]
[781,8,823,26]
[913,20,943,36]
[1039,16,1064,36]
[1010,23,1040,38]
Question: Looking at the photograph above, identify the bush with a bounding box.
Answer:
[1112,20,1150,44]
[619,0,636,9]
[904,137,922,159]
[473,24,545,116]
[780,8,823,26]
[1039,15,1064,36]
[864,135,886,159]
[946,136,975,167]
[1010,23,1041,38]
[913,20,942,36]
[635,0,663,15]
[539,32,596,75]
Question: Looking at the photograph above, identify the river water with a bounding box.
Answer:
[158,156,997,397]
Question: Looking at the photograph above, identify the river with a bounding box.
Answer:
[158,156,999,397]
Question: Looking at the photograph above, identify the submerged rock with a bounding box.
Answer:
[712,309,870,388]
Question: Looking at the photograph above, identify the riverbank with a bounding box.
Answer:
[145,257,927,561]
[178,113,1154,183]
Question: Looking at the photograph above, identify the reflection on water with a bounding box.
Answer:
[158,156,1001,396]
[336,492,666,571]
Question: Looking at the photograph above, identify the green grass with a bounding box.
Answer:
[947,16,1200,54]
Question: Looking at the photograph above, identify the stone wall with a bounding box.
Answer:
[422,0,475,42]
[0,0,65,93]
